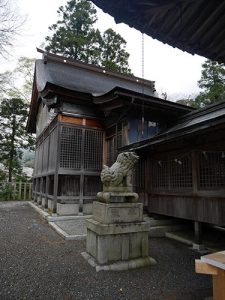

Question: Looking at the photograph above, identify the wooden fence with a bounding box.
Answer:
[0,181,33,201]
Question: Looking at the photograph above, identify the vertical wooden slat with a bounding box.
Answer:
[28,183,32,200]
[13,183,16,200]
[24,183,27,200]
[18,181,22,200]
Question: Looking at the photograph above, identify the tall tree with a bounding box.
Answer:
[101,29,131,74]
[45,0,102,65]
[195,60,225,108]
[44,0,132,74]
[0,57,35,183]
[0,98,34,182]
[0,56,35,100]
[0,0,24,58]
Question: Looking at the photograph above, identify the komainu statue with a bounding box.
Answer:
[101,152,139,188]
[98,152,139,203]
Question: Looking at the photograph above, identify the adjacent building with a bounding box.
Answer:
[28,50,225,227]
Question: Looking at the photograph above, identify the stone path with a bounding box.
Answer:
[29,202,89,240]
[0,201,213,300]
[54,219,87,235]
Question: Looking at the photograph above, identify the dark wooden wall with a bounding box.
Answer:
[136,147,225,225]
[32,114,103,213]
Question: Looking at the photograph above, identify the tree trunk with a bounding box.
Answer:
[8,115,16,183]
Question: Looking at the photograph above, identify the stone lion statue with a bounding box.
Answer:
[101,152,139,188]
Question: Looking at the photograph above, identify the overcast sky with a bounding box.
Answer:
[0,0,206,100]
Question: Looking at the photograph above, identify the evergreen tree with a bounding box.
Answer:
[45,0,102,64]
[44,0,132,74]
[101,29,131,74]
[195,60,225,108]
[0,57,35,184]
[0,98,33,182]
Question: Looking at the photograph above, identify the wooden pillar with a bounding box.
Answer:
[39,177,43,205]
[194,221,202,245]
[45,176,49,210]
[18,181,22,201]
[213,269,225,300]
[33,179,37,202]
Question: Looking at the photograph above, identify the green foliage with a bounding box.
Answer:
[0,185,14,201]
[0,57,35,182]
[0,169,6,181]
[194,60,225,108]
[0,98,34,182]
[44,0,132,74]
[101,29,131,74]
[0,57,35,101]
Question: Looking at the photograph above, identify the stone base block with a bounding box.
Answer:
[81,251,156,272]
[41,197,46,207]
[37,195,42,205]
[92,201,143,224]
[57,203,79,216]
[86,219,150,265]
[97,191,139,203]
[83,203,92,215]
[48,199,53,212]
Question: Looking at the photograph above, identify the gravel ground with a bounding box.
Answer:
[0,201,212,300]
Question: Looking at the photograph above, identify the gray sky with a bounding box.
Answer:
[1,0,206,100]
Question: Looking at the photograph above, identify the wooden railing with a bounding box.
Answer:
[0,181,32,201]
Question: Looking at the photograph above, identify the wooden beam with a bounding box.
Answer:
[195,260,218,275]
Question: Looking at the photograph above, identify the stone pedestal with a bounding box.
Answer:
[83,201,156,271]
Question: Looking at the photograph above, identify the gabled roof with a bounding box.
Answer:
[122,100,225,151]
[91,0,225,63]
[28,51,194,133]
[35,49,155,96]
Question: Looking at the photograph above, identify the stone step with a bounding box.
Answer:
[148,217,180,227]
[149,224,188,238]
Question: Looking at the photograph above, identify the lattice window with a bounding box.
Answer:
[83,176,102,196]
[171,156,192,188]
[42,137,49,173]
[60,127,82,169]
[48,127,58,172]
[198,151,225,189]
[150,160,169,190]
[84,130,103,171]
[150,155,192,191]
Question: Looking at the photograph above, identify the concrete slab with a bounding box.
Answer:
[29,202,89,240]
